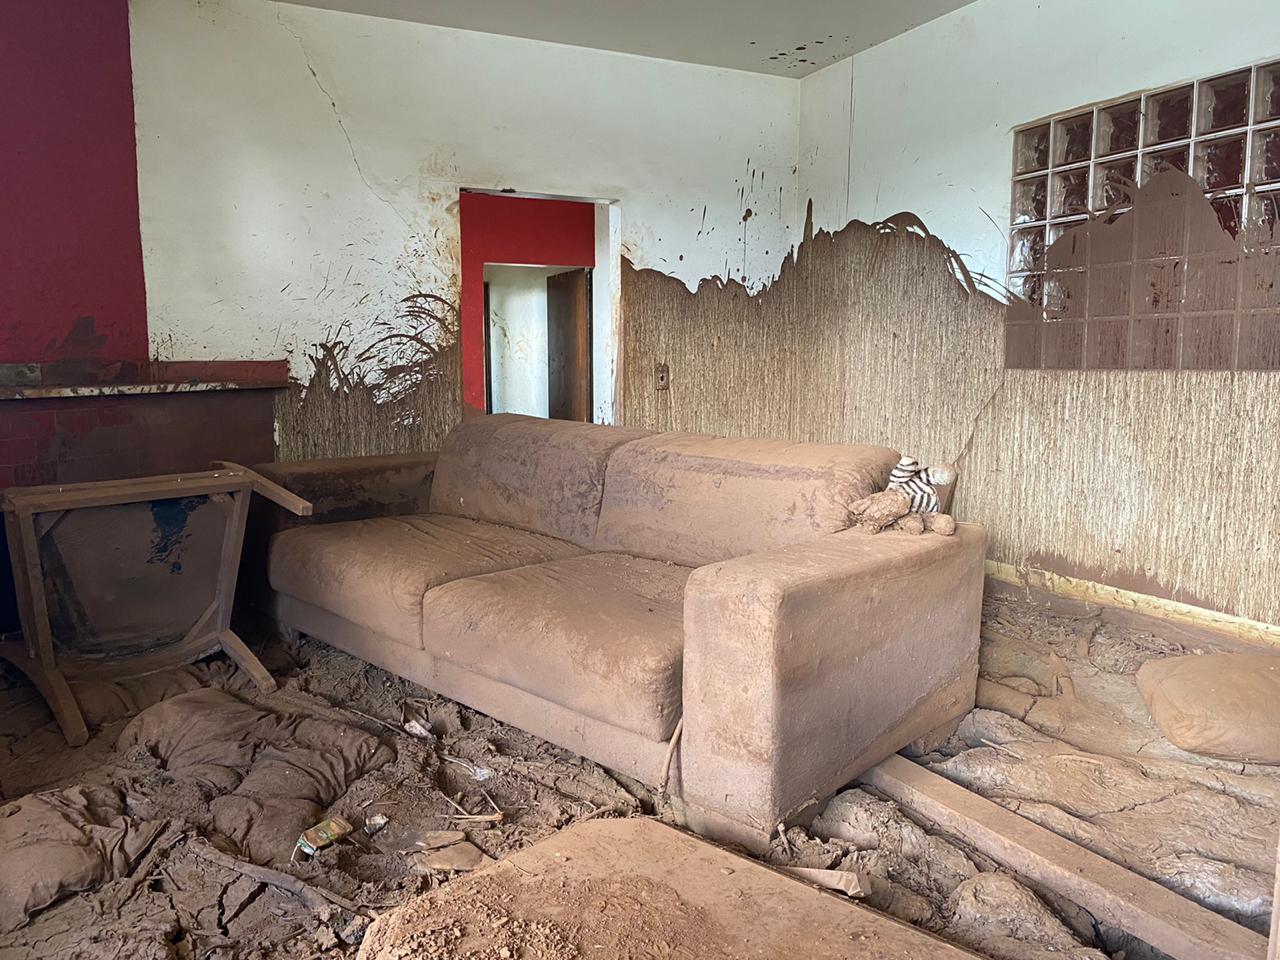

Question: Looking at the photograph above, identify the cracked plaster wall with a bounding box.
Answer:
[130,0,803,400]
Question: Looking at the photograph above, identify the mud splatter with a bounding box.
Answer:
[275,292,462,460]
[1006,170,1280,371]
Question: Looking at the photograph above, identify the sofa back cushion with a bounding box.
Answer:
[594,433,899,566]
[429,414,652,548]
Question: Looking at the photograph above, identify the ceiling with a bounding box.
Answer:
[282,0,978,77]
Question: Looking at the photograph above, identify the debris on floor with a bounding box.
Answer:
[773,788,1108,960]
[0,783,168,934]
[0,633,647,960]
[360,818,961,960]
[0,593,1275,959]
[119,688,392,865]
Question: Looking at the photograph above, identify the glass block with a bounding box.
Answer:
[1093,155,1137,210]
[1010,272,1044,306]
[1044,270,1087,317]
[1048,220,1089,245]
[1211,196,1242,238]
[1009,226,1047,273]
[1046,218,1089,270]
[1014,124,1050,174]
[1249,191,1280,246]
[1257,62,1280,122]
[1052,112,1093,165]
[1196,70,1250,134]
[1195,135,1246,190]
[1012,176,1048,224]
[1096,100,1140,156]
[1144,85,1192,145]
[1142,144,1190,181]
[1252,128,1280,185]
[1051,167,1090,218]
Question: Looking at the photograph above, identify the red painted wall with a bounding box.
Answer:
[0,0,148,364]
[459,192,596,411]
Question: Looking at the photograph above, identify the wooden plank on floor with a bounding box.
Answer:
[861,754,1267,960]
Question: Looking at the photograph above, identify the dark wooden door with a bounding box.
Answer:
[546,268,591,421]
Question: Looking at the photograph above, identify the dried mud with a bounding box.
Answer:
[1,595,1274,960]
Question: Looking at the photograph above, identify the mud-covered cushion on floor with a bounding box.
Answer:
[118,689,393,864]
[1137,653,1280,763]
[269,514,585,647]
[0,785,166,933]
[420,553,691,742]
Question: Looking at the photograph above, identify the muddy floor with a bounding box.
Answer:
[1,593,1275,960]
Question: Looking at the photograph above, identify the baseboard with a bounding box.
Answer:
[985,560,1280,650]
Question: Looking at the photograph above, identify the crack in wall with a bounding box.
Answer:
[275,10,412,231]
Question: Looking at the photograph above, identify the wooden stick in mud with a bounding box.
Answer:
[187,842,365,915]
[108,824,186,914]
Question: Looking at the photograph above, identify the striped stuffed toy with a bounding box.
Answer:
[886,457,956,515]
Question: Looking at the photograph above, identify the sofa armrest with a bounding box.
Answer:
[678,523,987,843]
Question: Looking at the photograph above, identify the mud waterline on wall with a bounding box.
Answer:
[619,218,1280,626]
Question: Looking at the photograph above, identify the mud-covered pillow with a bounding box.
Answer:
[1137,653,1280,763]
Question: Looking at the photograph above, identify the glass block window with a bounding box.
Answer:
[1009,59,1280,306]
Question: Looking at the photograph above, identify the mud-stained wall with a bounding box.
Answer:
[273,345,460,460]
[274,294,462,460]
[620,220,1280,625]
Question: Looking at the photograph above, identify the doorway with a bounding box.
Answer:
[483,265,592,420]
[458,191,598,420]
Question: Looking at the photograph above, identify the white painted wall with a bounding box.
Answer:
[130,0,802,417]
[484,265,567,418]
[813,0,1280,282]
[132,0,1275,421]
[798,58,854,233]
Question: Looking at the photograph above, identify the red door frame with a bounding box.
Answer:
[459,191,596,412]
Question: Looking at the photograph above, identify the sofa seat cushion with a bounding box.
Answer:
[269,515,585,649]
[420,553,691,742]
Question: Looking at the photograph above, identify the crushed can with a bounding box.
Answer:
[295,815,354,858]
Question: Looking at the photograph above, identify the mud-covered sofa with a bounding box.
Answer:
[258,414,986,848]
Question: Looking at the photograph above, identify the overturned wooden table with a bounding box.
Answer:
[1,463,310,745]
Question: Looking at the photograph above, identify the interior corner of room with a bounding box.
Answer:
[3,1,1280,958]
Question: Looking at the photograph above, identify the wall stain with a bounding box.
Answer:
[1006,170,1280,371]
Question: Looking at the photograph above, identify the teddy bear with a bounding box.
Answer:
[849,456,957,535]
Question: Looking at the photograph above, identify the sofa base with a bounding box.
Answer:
[673,663,978,853]
[273,594,672,786]
[273,594,975,853]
